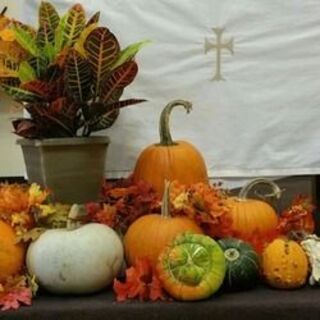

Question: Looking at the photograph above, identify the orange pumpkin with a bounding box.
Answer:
[124,180,203,267]
[262,237,308,289]
[227,179,280,240]
[133,100,209,196]
[0,220,25,282]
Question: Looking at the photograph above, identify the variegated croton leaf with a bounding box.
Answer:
[21,79,57,101]
[55,4,86,52]
[101,60,138,103]
[38,1,60,32]
[65,49,91,102]
[87,98,146,133]
[1,84,42,103]
[84,27,120,97]
[86,11,100,27]
[12,24,39,57]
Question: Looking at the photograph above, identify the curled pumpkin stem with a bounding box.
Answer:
[159,100,192,146]
[238,178,283,201]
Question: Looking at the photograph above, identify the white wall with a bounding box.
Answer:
[0,94,24,177]
[0,1,24,177]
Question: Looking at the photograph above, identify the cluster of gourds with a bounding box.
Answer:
[0,99,318,300]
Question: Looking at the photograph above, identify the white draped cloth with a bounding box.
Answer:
[18,0,320,185]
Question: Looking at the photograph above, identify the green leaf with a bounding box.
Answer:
[54,4,86,52]
[112,40,151,69]
[1,84,42,103]
[84,27,120,97]
[43,43,56,62]
[54,13,67,52]
[101,61,138,103]
[39,1,60,32]
[13,25,39,57]
[66,49,92,102]
[28,56,48,79]
[36,24,55,49]
[18,61,36,83]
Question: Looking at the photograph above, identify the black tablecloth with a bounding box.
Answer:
[1,285,320,320]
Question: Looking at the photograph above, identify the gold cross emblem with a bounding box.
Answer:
[205,27,234,81]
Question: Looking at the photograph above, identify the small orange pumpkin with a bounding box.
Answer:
[262,237,308,289]
[123,181,203,267]
[227,178,280,240]
[133,100,209,196]
[0,220,25,282]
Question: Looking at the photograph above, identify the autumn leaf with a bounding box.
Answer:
[113,258,167,302]
[0,276,32,311]
[16,227,46,243]
[277,195,316,236]
[170,181,233,238]
[85,178,160,233]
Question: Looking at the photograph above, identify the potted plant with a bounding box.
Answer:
[0,2,147,203]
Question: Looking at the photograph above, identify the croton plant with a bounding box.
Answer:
[0,2,147,138]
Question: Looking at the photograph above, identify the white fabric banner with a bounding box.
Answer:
[19,0,320,180]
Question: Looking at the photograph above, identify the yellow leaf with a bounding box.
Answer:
[74,23,97,56]
[28,183,49,206]
[0,29,15,41]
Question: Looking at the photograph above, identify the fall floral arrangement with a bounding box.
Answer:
[0,177,317,309]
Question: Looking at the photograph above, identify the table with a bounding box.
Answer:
[1,285,320,320]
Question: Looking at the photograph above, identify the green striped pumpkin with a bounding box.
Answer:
[218,238,260,290]
[157,233,226,301]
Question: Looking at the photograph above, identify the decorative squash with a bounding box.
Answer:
[218,238,260,290]
[157,233,226,301]
[26,205,124,294]
[133,100,209,196]
[0,220,25,282]
[227,178,280,240]
[124,181,203,267]
[262,237,308,289]
[301,234,320,285]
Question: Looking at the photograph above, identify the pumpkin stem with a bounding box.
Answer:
[238,178,283,201]
[1,7,7,16]
[159,100,192,146]
[161,180,172,218]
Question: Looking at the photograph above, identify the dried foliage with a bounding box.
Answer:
[85,178,160,233]
[169,181,233,238]
[113,258,167,302]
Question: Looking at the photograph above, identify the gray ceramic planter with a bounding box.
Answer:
[17,136,110,204]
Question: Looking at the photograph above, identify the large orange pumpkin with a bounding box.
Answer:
[124,181,203,267]
[0,220,25,282]
[227,179,280,240]
[133,100,209,196]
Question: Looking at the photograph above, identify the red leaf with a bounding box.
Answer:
[149,275,166,301]
[0,277,33,311]
[113,258,167,302]
[0,288,32,311]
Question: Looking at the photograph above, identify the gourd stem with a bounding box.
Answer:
[67,204,86,230]
[238,178,282,201]
[1,7,7,16]
[161,180,171,218]
[159,100,192,146]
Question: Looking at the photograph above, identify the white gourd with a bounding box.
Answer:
[26,223,124,294]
